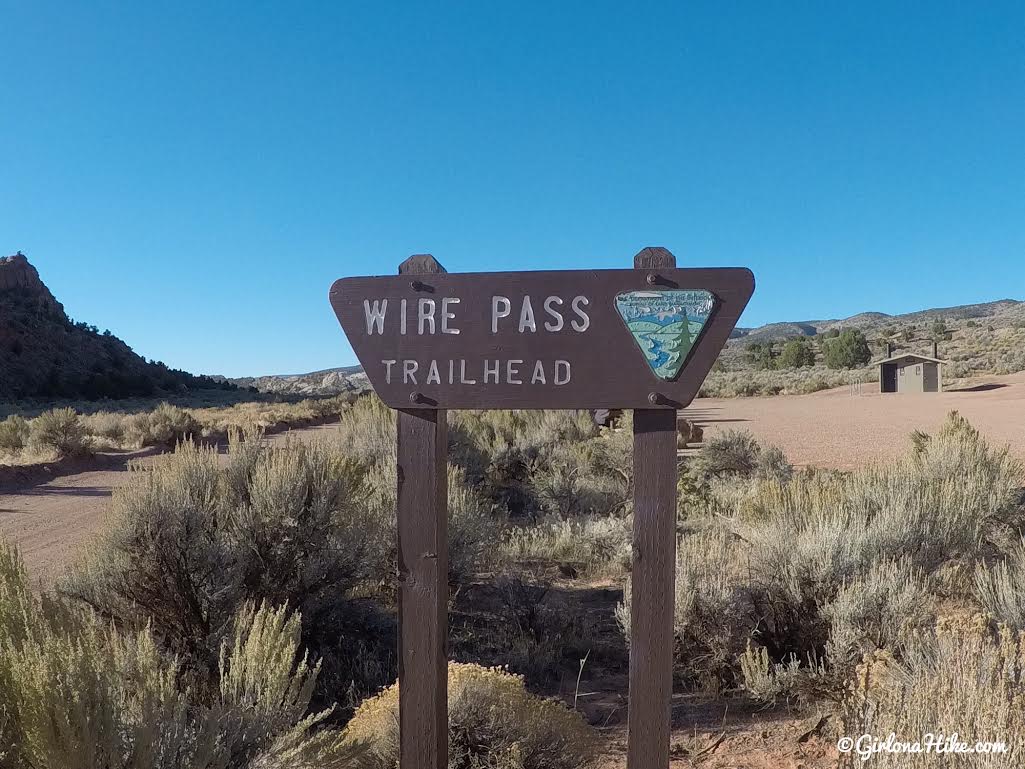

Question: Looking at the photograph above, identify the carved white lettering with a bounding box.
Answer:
[507,359,523,384]
[403,360,418,384]
[543,296,564,331]
[364,299,387,334]
[389,359,572,387]
[426,360,441,384]
[555,360,571,384]
[484,360,500,383]
[492,296,511,333]
[518,296,536,333]
[531,360,546,384]
[418,299,436,334]
[441,298,460,334]
[570,297,590,332]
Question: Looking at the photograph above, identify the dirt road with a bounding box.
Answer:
[688,371,1025,469]
[0,423,345,585]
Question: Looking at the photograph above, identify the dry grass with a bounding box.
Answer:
[0,394,356,464]
[701,366,874,397]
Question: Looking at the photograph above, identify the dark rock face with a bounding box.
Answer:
[0,252,234,400]
[0,253,63,315]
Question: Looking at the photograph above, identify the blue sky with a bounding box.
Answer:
[3,1,1023,377]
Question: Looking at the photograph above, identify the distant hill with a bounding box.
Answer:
[731,300,1023,344]
[0,252,238,400]
[253,297,1025,396]
[721,298,1025,377]
[230,366,369,397]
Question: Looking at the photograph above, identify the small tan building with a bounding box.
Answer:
[877,351,946,394]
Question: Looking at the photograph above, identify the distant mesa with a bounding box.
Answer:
[229,365,369,397]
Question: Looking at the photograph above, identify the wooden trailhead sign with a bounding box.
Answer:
[329,247,754,769]
[330,256,753,410]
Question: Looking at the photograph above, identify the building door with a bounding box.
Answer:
[883,365,897,393]
[923,363,938,392]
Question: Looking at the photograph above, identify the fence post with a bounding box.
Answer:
[627,247,679,769]
[396,254,448,769]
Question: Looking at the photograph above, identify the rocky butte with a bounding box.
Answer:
[0,252,234,399]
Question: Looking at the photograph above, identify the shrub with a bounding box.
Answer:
[448,466,506,582]
[503,515,631,577]
[28,407,89,457]
[755,445,793,482]
[744,340,776,370]
[0,415,30,452]
[838,617,1025,768]
[447,408,620,519]
[63,436,391,703]
[123,403,200,447]
[929,317,951,342]
[122,411,156,447]
[617,525,755,689]
[694,430,761,478]
[818,558,934,689]
[335,395,394,466]
[358,460,507,585]
[1,541,361,769]
[343,662,598,769]
[456,576,594,684]
[677,418,703,448]
[146,402,200,445]
[822,329,872,369]
[643,414,1023,693]
[693,430,790,482]
[975,539,1025,630]
[777,337,815,368]
[81,411,128,445]
[700,367,873,398]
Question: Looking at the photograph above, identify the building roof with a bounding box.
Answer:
[875,353,947,366]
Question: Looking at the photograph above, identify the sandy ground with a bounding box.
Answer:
[687,371,1025,470]
[0,422,345,586]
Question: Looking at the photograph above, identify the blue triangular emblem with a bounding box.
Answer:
[615,290,716,380]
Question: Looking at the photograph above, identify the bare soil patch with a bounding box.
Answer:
[688,371,1025,469]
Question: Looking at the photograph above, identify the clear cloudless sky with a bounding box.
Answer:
[2,1,1024,377]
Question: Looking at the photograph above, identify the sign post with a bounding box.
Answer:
[395,254,449,768]
[329,248,753,768]
[627,247,680,769]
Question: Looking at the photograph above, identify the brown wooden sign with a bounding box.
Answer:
[329,247,753,769]
[330,260,753,410]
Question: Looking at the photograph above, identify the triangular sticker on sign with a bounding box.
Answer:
[615,289,717,381]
